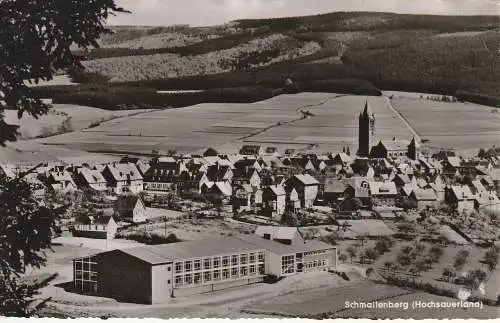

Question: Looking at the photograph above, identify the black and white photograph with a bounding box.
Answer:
[0,0,499,320]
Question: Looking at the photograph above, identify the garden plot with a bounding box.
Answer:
[391,98,500,152]
[342,220,395,237]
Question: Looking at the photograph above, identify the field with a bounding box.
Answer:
[25,92,497,159]
[391,97,500,155]
[4,104,154,139]
[120,217,256,242]
[34,93,411,156]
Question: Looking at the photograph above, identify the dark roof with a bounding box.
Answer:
[234,158,257,168]
[117,195,142,211]
[203,147,219,157]
[379,140,410,152]
[206,164,231,182]
[94,215,114,225]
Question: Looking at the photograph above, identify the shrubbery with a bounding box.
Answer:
[116,232,181,245]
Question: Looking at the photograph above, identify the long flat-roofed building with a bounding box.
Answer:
[72,232,336,304]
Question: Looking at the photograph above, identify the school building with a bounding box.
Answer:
[72,228,337,304]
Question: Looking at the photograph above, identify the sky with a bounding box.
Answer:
[109,0,499,26]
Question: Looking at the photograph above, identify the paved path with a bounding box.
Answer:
[383,96,422,143]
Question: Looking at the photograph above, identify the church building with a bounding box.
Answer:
[357,100,419,160]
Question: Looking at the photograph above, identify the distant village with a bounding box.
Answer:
[3,101,500,304]
[1,102,499,242]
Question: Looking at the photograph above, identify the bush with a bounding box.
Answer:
[482,247,500,271]
[116,232,182,245]
[321,233,338,245]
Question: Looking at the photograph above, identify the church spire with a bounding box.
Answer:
[362,100,371,117]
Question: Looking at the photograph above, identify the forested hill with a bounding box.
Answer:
[37,12,500,109]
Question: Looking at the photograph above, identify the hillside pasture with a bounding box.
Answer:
[391,98,500,154]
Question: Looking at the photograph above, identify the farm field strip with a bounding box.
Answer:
[391,98,500,151]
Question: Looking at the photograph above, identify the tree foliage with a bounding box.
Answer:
[0,0,127,316]
[0,178,65,316]
[0,0,127,145]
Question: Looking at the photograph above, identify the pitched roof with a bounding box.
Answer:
[293,174,319,185]
[475,191,499,206]
[213,182,232,196]
[157,156,176,163]
[267,185,286,196]
[0,164,16,179]
[79,167,106,185]
[106,163,143,181]
[206,164,231,182]
[49,170,74,183]
[369,181,397,195]
[380,140,411,152]
[394,174,411,184]
[411,188,437,201]
[324,178,348,193]
[117,195,143,211]
[490,168,500,181]
[447,156,461,168]
[451,185,474,200]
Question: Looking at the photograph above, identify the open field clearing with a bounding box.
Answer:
[391,98,500,153]
[102,32,218,50]
[83,34,321,81]
[4,104,154,139]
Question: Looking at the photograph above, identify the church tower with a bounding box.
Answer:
[407,137,419,160]
[358,100,373,157]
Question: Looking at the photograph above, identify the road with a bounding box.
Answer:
[383,96,422,144]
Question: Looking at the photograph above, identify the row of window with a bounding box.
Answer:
[303,250,327,257]
[174,252,265,274]
[146,182,173,190]
[305,259,328,269]
[174,264,265,288]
